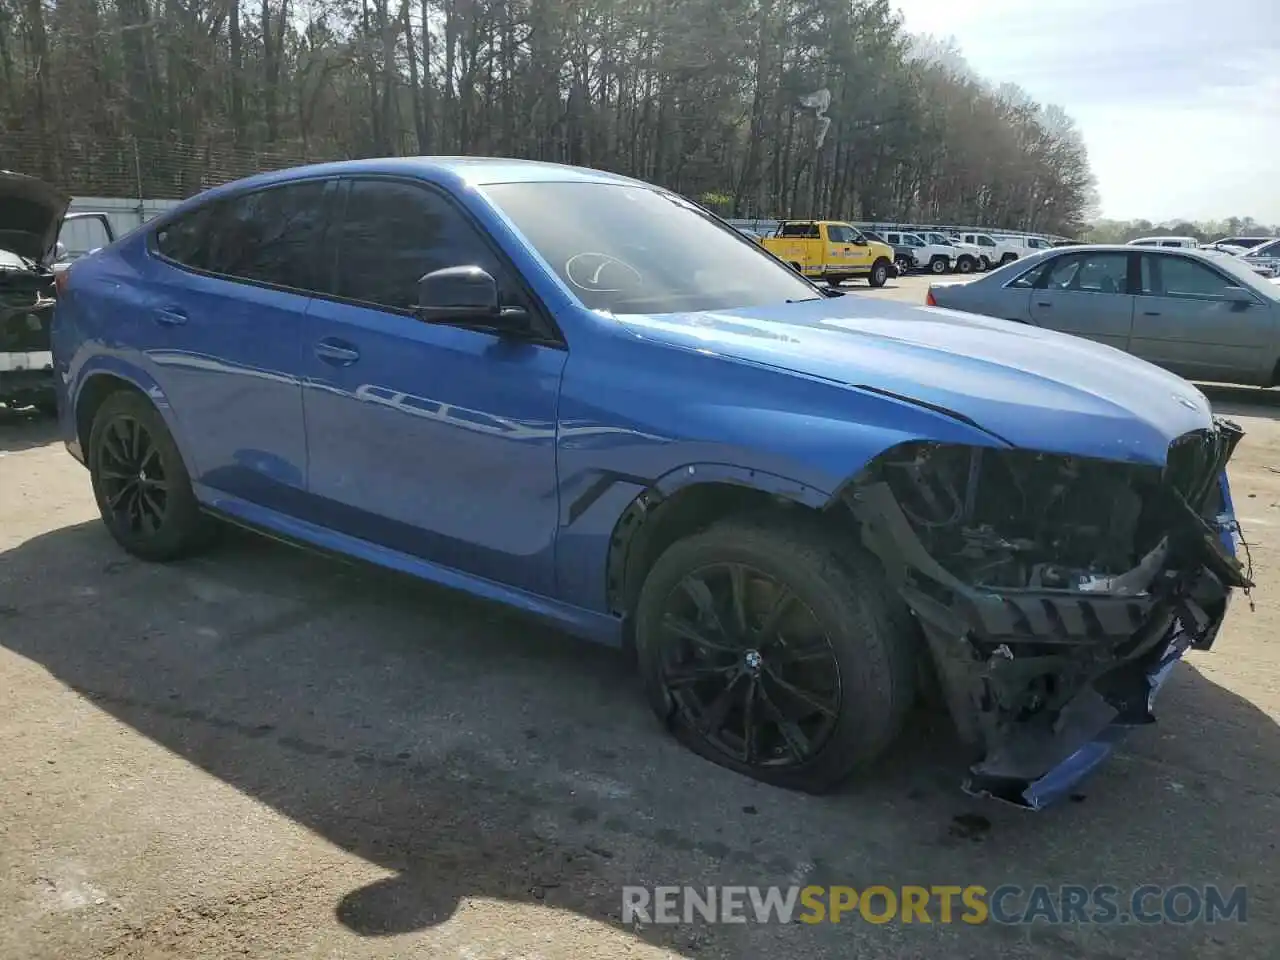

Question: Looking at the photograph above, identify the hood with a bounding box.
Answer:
[0,171,70,263]
[616,297,1214,465]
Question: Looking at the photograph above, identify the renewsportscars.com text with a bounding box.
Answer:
[621,884,1248,926]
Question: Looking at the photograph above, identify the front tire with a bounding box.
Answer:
[634,519,917,793]
[929,256,948,275]
[955,256,975,274]
[999,252,1017,265]
[868,258,890,288]
[978,255,991,271]
[88,391,213,562]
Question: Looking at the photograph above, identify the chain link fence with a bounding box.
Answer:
[0,130,341,201]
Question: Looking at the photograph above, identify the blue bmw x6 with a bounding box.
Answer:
[49,157,1249,809]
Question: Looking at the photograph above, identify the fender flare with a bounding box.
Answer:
[647,461,830,507]
[72,357,194,468]
[603,462,832,616]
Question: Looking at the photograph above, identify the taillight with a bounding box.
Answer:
[925,289,937,307]
[54,268,70,296]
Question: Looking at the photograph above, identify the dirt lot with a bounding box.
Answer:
[1,275,1277,959]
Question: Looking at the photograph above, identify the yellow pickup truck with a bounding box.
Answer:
[758,221,897,288]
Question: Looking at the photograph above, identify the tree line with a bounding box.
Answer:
[1086,217,1279,245]
[2,0,1098,235]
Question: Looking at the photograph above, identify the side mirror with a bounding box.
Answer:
[1222,285,1255,304]
[417,266,502,322]
[852,238,868,246]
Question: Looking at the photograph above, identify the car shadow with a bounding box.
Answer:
[1198,383,1280,421]
[1,520,1276,956]
[0,404,59,452]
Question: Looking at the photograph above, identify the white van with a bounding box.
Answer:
[1126,236,1199,249]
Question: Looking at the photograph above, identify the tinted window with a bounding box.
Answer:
[1007,259,1051,288]
[1043,252,1128,293]
[1153,256,1237,299]
[334,179,504,311]
[827,225,862,244]
[153,204,219,269]
[482,181,820,314]
[154,181,330,290]
[780,223,819,238]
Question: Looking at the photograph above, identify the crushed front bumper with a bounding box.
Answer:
[847,420,1250,809]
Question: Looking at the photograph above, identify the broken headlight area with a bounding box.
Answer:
[843,420,1251,809]
[1,264,55,354]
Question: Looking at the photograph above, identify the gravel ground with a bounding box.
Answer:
[1,274,1276,958]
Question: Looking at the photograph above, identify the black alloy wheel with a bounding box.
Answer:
[88,390,213,561]
[634,519,917,792]
[97,414,170,536]
[657,561,841,769]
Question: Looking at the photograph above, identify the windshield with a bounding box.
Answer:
[926,233,954,246]
[481,181,821,314]
[1246,238,1280,258]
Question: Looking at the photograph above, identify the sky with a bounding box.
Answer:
[889,0,1280,224]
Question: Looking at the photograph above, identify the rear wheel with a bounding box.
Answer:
[868,258,890,288]
[88,391,213,562]
[634,519,917,793]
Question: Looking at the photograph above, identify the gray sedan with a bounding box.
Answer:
[926,244,1280,387]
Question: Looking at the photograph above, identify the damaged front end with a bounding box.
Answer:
[844,418,1251,809]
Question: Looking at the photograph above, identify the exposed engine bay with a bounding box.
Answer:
[0,255,57,406]
[843,418,1251,808]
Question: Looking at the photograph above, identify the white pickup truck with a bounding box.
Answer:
[919,232,982,274]
[953,231,1021,270]
[877,229,959,275]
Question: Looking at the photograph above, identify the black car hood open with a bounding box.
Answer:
[0,171,71,264]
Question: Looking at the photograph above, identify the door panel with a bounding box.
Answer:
[141,179,334,509]
[1129,253,1276,383]
[1027,251,1135,350]
[300,177,567,595]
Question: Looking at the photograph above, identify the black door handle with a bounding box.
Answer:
[1143,311,1161,316]
[1036,301,1052,308]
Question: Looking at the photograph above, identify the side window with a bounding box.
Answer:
[334,179,504,312]
[1154,256,1240,300]
[1140,255,1157,294]
[780,223,818,238]
[1070,253,1129,293]
[827,225,859,243]
[153,204,220,270]
[1007,259,1052,289]
[977,236,996,247]
[198,181,331,289]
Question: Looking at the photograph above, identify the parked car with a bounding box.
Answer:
[927,244,1280,386]
[759,220,896,287]
[919,232,981,273]
[52,159,1247,810]
[1,171,114,412]
[952,232,1021,270]
[1239,237,1280,278]
[1126,235,1200,249]
[875,229,957,275]
[1207,236,1273,251]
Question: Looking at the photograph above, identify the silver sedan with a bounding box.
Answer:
[926,244,1280,387]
